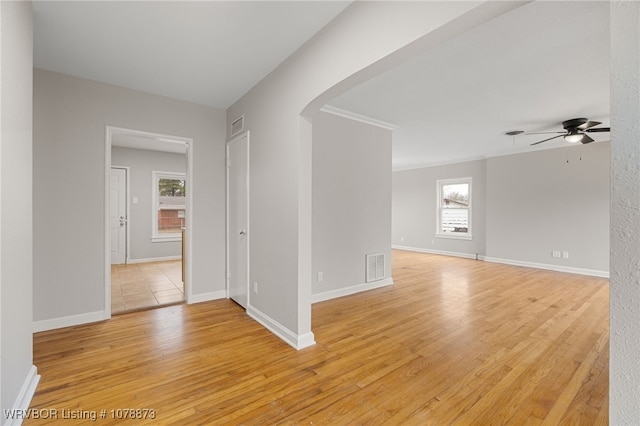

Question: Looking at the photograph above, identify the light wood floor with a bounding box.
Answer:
[29,250,608,425]
[111,260,184,314]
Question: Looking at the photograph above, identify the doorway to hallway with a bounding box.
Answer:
[106,126,193,317]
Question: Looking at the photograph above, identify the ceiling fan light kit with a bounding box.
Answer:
[564,131,585,143]
[528,117,610,146]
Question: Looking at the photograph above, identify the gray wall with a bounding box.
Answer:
[392,159,486,258]
[486,143,609,274]
[33,69,227,326]
[111,147,186,261]
[227,1,491,346]
[312,112,392,300]
[391,142,609,275]
[1,0,37,416]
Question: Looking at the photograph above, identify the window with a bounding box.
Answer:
[152,171,186,242]
[436,177,472,240]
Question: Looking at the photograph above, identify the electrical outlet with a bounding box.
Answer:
[317,272,323,282]
[400,236,405,242]
[552,250,561,258]
[562,251,569,259]
[253,282,258,294]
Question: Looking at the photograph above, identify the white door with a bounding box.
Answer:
[227,133,249,308]
[110,167,127,265]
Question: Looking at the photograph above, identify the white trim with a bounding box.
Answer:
[320,105,399,131]
[33,310,106,333]
[311,278,394,304]
[126,255,182,264]
[484,256,610,278]
[393,156,487,172]
[435,233,473,241]
[189,290,227,304]
[247,305,316,350]
[105,129,112,319]
[296,332,316,350]
[184,142,194,304]
[4,366,41,426]
[392,246,609,277]
[393,245,481,260]
[150,236,182,243]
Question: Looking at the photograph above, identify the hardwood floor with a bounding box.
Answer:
[28,250,608,425]
[111,260,184,314]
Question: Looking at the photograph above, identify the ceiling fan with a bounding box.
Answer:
[529,118,610,146]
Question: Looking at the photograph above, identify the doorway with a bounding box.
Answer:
[105,126,193,316]
[227,131,250,308]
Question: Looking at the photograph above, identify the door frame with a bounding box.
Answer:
[110,165,130,265]
[104,126,194,319]
[226,131,250,306]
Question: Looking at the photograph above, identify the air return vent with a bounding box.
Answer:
[366,253,385,283]
[231,115,244,137]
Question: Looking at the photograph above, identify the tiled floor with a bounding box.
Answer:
[111,260,184,314]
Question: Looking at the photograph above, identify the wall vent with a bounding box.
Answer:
[231,115,244,137]
[366,253,385,283]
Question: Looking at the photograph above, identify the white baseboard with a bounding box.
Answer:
[311,278,394,304]
[484,257,609,278]
[187,290,227,304]
[126,255,181,264]
[392,245,482,260]
[33,310,106,333]
[393,245,608,278]
[5,365,41,426]
[247,305,316,350]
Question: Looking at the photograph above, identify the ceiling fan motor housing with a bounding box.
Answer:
[563,118,589,130]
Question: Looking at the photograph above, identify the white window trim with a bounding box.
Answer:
[436,177,472,240]
[152,170,186,243]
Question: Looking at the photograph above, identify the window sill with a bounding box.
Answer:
[151,236,182,243]
[436,233,473,241]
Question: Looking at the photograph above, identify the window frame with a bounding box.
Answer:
[151,170,186,243]
[436,177,472,240]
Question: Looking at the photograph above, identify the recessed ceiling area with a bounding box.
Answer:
[327,1,610,170]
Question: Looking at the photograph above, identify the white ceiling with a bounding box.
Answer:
[328,1,610,170]
[32,1,351,109]
[32,1,610,166]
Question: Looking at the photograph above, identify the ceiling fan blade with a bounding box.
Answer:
[577,120,601,130]
[530,135,564,146]
[584,127,610,133]
[525,131,565,135]
[581,134,595,144]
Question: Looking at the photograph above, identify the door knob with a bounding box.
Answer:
[239,230,246,235]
